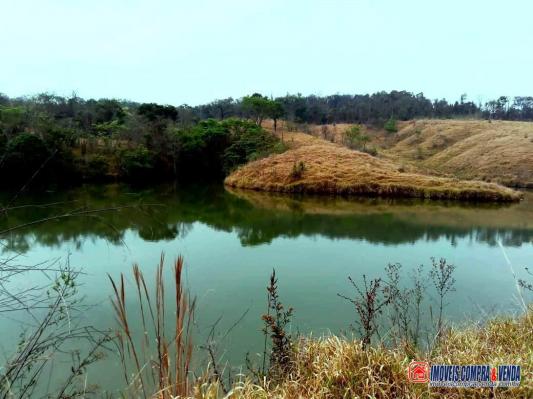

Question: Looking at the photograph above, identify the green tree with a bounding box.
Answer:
[268,100,285,134]
[242,94,271,126]
[384,117,398,133]
[1,133,50,183]
[0,106,26,136]
[119,146,155,180]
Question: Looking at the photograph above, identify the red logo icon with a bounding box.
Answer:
[491,367,497,382]
[408,361,430,383]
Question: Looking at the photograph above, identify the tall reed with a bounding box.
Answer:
[109,253,196,398]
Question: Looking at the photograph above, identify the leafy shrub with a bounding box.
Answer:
[0,106,26,135]
[222,118,278,171]
[384,117,398,133]
[84,155,110,179]
[343,125,371,151]
[92,120,124,137]
[173,119,229,178]
[1,133,50,183]
[42,126,77,149]
[172,118,282,178]
[119,146,154,180]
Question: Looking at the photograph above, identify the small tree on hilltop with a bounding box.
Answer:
[242,94,271,126]
[384,117,398,133]
[343,125,370,151]
[268,100,285,135]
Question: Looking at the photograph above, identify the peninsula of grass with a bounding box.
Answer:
[224,143,522,202]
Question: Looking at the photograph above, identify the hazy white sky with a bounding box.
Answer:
[1,0,532,105]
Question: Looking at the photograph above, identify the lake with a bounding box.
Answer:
[0,183,532,394]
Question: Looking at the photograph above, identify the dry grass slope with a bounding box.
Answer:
[225,142,522,202]
[383,120,533,188]
[265,119,533,188]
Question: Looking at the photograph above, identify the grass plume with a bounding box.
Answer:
[109,253,196,398]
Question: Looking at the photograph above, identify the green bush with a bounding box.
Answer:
[1,133,50,183]
[172,118,282,177]
[0,106,26,135]
[119,146,155,180]
[222,118,278,172]
[384,117,398,133]
[86,155,110,179]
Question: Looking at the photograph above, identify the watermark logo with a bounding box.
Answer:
[408,361,430,383]
[408,362,521,388]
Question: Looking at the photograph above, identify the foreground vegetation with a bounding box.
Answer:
[201,310,532,398]
[106,256,532,399]
[0,236,530,397]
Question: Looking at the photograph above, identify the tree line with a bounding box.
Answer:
[1,90,532,187]
[194,91,533,124]
[0,93,284,187]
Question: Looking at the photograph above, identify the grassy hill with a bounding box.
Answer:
[383,120,533,188]
[277,119,533,188]
[224,137,521,202]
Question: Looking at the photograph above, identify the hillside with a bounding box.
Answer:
[384,119,533,187]
[224,139,521,202]
[278,119,533,188]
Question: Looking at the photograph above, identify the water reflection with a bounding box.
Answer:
[0,184,531,252]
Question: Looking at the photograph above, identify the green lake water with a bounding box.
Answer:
[0,183,532,394]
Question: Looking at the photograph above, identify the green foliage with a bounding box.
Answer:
[42,126,77,149]
[92,120,125,137]
[83,154,110,180]
[384,117,398,133]
[138,103,177,121]
[173,119,229,177]
[242,94,284,127]
[0,106,26,135]
[94,99,126,124]
[242,94,272,125]
[1,134,50,183]
[222,118,278,171]
[268,100,285,120]
[343,125,372,153]
[262,269,294,381]
[172,118,281,178]
[119,146,155,180]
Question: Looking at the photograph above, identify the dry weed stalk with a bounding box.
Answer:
[109,253,196,399]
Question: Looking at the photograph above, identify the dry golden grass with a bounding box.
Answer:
[269,119,533,188]
[383,119,533,188]
[224,141,521,202]
[186,309,533,399]
[110,254,195,399]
